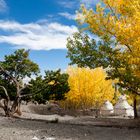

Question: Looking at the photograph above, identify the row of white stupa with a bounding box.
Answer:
[100,95,138,117]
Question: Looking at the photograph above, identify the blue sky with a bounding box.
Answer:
[0,0,98,74]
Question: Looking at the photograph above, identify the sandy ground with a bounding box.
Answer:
[0,114,140,140]
[0,105,140,140]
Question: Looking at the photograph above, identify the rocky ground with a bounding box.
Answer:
[0,114,140,140]
[0,104,140,140]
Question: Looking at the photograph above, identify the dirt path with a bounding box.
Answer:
[0,116,140,140]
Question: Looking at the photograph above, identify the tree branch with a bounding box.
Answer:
[0,86,10,101]
[127,87,140,96]
[0,64,18,85]
[19,85,48,98]
[0,100,4,109]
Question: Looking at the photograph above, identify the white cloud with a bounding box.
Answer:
[80,0,99,8]
[58,12,76,20]
[58,0,99,10]
[0,0,8,13]
[23,75,36,84]
[57,1,78,9]
[0,20,78,50]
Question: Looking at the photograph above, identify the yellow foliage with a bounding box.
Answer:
[126,94,140,106]
[48,80,55,85]
[78,0,140,77]
[63,67,115,110]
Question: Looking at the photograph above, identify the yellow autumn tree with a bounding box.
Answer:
[63,67,115,110]
[78,0,140,77]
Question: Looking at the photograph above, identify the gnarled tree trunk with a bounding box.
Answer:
[11,97,22,116]
[0,86,22,117]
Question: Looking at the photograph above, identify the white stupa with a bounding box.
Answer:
[114,95,134,117]
[100,101,114,116]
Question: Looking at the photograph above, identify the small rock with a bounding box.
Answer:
[46,137,56,140]
[41,136,46,139]
[32,136,39,140]
[51,134,55,137]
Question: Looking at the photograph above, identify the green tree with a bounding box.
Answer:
[29,69,70,104]
[67,32,140,118]
[0,49,39,116]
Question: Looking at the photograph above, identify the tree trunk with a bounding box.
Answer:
[0,86,12,116]
[0,96,21,117]
[114,84,117,100]
[10,84,22,116]
[4,105,11,117]
[1,97,21,117]
[4,108,11,117]
[133,97,138,119]
[11,97,22,116]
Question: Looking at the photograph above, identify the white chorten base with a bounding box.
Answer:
[114,108,134,117]
[100,110,114,116]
